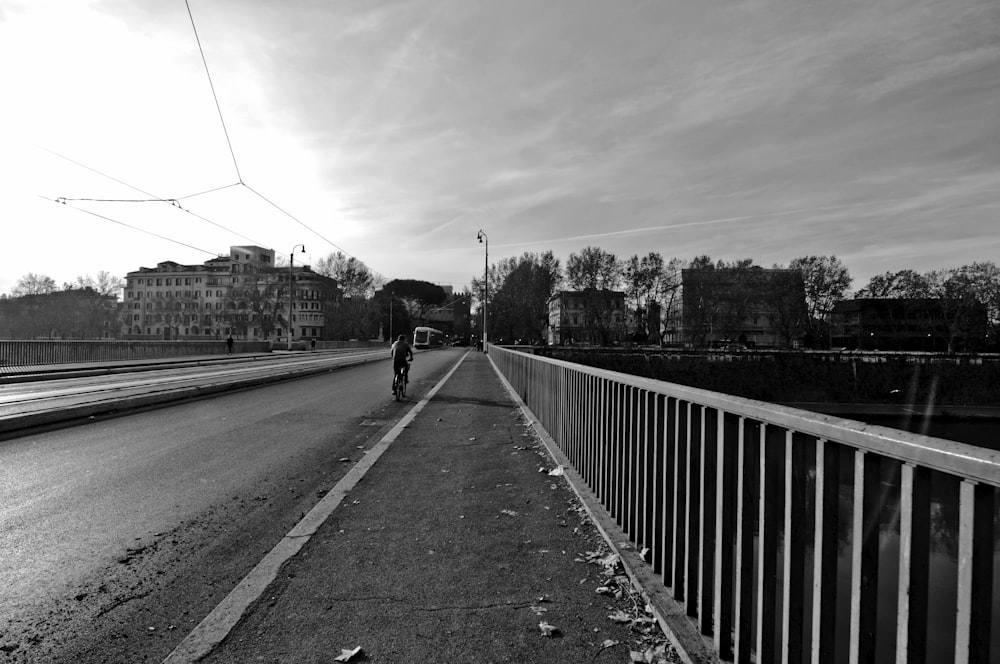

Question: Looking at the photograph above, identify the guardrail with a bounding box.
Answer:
[489,345,1000,664]
[0,340,271,367]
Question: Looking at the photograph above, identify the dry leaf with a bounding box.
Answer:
[539,621,559,637]
[608,610,632,623]
[333,645,362,662]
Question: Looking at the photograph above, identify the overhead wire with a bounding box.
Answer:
[44,148,267,248]
[45,2,389,280]
[183,0,381,272]
[42,195,218,257]
[184,0,242,184]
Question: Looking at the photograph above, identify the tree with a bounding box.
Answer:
[566,246,622,291]
[483,252,562,344]
[11,273,57,296]
[315,252,378,299]
[789,255,852,348]
[384,279,446,327]
[623,252,665,341]
[69,271,126,298]
[221,264,288,340]
[855,270,932,298]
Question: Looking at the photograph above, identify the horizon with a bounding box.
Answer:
[2,0,997,296]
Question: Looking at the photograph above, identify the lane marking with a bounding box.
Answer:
[162,351,470,664]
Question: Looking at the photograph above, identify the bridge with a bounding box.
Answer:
[2,342,997,663]
[492,345,999,664]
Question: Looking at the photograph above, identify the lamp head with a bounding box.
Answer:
[477,230,484,243]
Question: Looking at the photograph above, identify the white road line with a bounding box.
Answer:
[161,351,470,664]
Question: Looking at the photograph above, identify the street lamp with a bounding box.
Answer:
[288,244,305,350]
[477,230,488,352]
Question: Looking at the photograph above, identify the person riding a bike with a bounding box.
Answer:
[390,334,413,392]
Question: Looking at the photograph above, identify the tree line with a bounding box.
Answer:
[471,247,1000,349]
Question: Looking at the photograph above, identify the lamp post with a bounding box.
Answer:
[288,244,305,350]
[477,230,488,352]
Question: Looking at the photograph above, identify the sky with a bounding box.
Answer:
[1,0,998,298]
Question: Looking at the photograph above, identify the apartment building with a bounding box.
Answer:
[122,245,340,341]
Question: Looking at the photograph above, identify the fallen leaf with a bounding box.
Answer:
[529,605,548,615]
[500,509,518,517]
[548,466,565,476]
[334,645,362,662]
[600,639,620,650]
[539,621,559,637]
[608,610,632,623]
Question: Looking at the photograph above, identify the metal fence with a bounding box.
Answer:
[489,345,1000,664]
[0,340,271,367]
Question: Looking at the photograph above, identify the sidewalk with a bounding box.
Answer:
[173,351,680,664]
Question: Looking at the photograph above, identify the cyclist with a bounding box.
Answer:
[390,334,413,392]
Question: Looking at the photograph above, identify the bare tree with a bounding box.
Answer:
[789,255,852,347]
[315,252,377,299]
[70,271,126,298]
[11,273,57,296]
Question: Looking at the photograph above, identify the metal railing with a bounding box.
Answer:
[0,340,271,367]
[490,345,1000,664]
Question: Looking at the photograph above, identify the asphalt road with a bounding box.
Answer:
[0,349,459,663]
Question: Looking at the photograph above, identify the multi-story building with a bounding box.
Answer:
[679,268,807,348]
[547,289,627,345]
[122,245,341,341]
[830,298,988,352]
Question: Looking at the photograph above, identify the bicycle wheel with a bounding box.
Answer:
[394,373,403,401]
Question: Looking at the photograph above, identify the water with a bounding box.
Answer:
[821,414,1000,663]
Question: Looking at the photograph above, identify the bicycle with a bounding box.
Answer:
[392,361,410,401]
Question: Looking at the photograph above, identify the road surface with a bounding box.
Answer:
[0,349,459,663]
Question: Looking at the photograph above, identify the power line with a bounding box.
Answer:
[242,183,352,256]
[185,0,242,183]
[43,196,217,257]
[55,197,181,206]
[176,182,242,200]
[45,148,266,247]
[181,3,378,271]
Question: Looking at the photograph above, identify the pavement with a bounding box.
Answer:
[156,350,684,664]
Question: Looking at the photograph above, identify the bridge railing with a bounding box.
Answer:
[0,340,271,367]
[489,345,1000,664]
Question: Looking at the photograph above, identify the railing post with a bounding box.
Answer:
[733,418,758,664]
[756,424,783,663]
[714,411,738,660]
[673,400,689,602]
[896,463,930,664]
[811,439,840,664]
[849,450,881,664]
[698,407,718,636]
[781,431,808,663]
[954,480,995,664]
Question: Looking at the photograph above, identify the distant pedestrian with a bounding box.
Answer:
[311,338,316,351]
[226,335,234,354]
